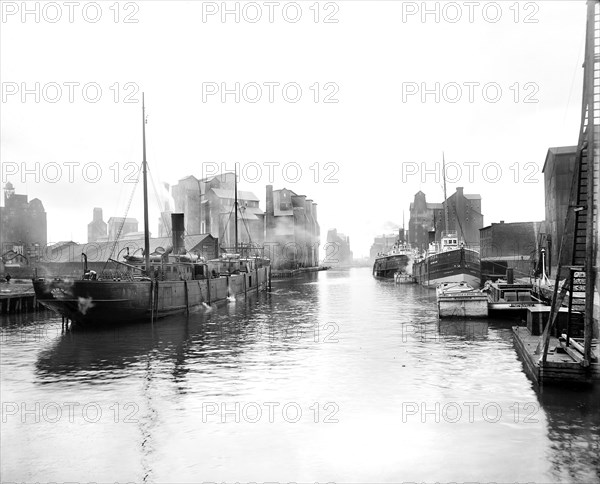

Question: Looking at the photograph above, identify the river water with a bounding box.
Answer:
[1,268,599,483]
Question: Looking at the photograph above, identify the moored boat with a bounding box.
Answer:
[482,279,544,314]
[436,281,488,318]
[373,231,413,279]
[394,272,413,284]
[412,233,481,288]
[32,96,270,328]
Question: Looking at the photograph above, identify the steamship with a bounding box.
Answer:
[412,232,481,289]
[32,95,270,327]
[372,233,412,279]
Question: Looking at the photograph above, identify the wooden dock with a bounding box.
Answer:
[513,325,600,386]
[0,284,41,314]
[271,266,330,279]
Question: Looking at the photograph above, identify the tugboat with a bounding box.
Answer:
[412,154,481,288]
[32,95,270,327]
[413,232,481,288]
[372,231,412,279]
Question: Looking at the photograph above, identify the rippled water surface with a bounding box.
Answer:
[1,268,599,482]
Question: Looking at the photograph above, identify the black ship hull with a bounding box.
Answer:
[33,267,270,327]
[412,248,480,288]
[373,254,410,279]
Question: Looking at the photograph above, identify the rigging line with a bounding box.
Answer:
[452,199,467,243]
[563,25,588,127]
[238,206,255,251]
[221,207,232,246]
[147,165,172,238]
[102,165,142,273]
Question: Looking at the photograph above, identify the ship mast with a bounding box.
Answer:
[442,152,449,237]
[142,93,150,275]
[234,165,238,253]
[402,211,405,244]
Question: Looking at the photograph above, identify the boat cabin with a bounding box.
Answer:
[207,254,266,276]
[484,280,541,309]
[441,234,461,252]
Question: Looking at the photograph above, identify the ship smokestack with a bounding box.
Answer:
[506,267,514,284]
[171,213,185,255]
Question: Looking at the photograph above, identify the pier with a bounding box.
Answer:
[0,293,38,314]
[271,266,330,279]
[0,284,41,314]
[513,326,599,385]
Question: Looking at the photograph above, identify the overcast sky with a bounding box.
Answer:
[0,1,588,257]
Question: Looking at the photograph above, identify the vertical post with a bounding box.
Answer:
[184,280,189,315]
[207,275,211,305]
[234,166,238,253]
[150,279,154,323]
[583,0,597,366]
[142,93,150,275]
[443,152,449,237]
[268,265,272,291]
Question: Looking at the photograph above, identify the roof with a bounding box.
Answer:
[46,241,77,251]
[41,234,216,263]
[28,198,45,211]
[199,172,235,182]
[210,188,260,202]
[543,145,578,173]
[480,221,543,231]
[273,187,298,197]
[177,175,199,183]
[108,217,138,224]
[428,202,444,209]
[464,194,481,200]
[548,146,578,155]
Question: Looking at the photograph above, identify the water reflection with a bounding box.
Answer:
[540,385,600,482]
[1,268,598,482]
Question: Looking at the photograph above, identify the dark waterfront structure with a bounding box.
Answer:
[0,182,47,261]
[408,191,443,252]
[444,187,483,248]
[409,187,483,250]
[512,1,599,385]
[87,208,107,243]
[480,221,543,280]
[541,146,579,275]
[326,229,353,266]
[265,185,320,270]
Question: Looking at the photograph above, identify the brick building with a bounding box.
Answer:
[444,187,483,248]
[0,182,47,261]
[479,221,542,280]
[408,191,443,252]
[409,188,483,250]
